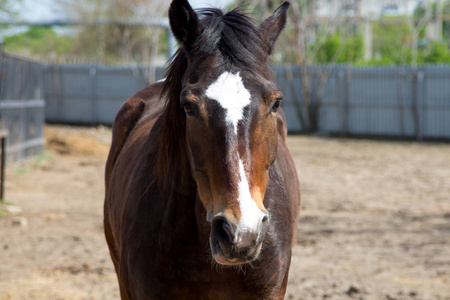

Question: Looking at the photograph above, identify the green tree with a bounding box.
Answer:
[61,0,167,65]
[314,33,364,63]
[2,27,74,57]
[371,20,411,65]
[424,41,450,63]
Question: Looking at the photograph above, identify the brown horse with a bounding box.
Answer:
[104,0,300,299]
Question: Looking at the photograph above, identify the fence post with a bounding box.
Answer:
[412,69,424,141]
[0,130,7,201]
[396,67,405,136]
[89,67,98,125]
[339,69,349,137]
[345,67,351,137]
[417,70,424,141]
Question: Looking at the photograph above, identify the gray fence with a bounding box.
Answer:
[0,51,45,163]
[274,65,450,140]
[2,53,447,165]
[43,63,450,140]
[44,65,164,124]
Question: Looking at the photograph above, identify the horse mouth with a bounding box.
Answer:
[210,235,262,266]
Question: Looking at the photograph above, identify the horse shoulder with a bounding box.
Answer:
[105,82,165,184]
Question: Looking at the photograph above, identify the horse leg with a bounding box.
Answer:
[277,260,291,300]
[104,210,131,299]
[118,283,131,300]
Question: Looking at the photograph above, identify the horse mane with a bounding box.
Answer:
[194,7,272,70]
[153,7,272,192]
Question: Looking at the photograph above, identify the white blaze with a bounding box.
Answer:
[205,71,264,237]
[205,72,251,134]
[237,159,266,235]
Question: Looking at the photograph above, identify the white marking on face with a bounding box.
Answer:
[206,71,264,243]
[236,159,266,243]
[205,72,251,134]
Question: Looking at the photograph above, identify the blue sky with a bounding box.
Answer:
[190,0,232,9]
[14,0,58,21]
[16,0,233,21]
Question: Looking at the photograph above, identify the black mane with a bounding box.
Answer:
[195,8,272,69]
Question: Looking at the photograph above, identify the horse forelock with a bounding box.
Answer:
[195,8,271,71]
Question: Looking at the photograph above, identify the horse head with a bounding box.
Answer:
[167,0,289,266]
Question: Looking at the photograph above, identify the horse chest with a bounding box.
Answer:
[140,258,280,300]
[128,227,286,300]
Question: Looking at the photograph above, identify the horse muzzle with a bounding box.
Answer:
[210,214,269,265]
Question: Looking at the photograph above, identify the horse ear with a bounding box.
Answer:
[259,2,290,51]
[169,0,202,51]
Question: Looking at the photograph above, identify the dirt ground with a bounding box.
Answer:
[0,125,449,300]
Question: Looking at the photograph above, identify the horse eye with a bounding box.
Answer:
[182,103,196,116]
[271,100,282,113]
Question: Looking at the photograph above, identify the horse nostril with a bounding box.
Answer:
[212,216,236,246]
[262,215,268,224]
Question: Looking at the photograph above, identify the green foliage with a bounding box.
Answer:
[371,20,411,64]
[316,34,340,63]
[343,34,364,63]
[366,41,450,65]
[413,4,427,19]
[1,0,168,64]
[359,57,398,66]
[71,24,166,64]
[423,42,450,63]
[64,0,168,64]
[314,33,364,63]
[369,14,450,65]
[3,27,74,57]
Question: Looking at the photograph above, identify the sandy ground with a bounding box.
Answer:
[0,125,449,300]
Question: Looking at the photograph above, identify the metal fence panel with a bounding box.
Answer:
[44,65,164,125]
[0,52,45,163]
[272,65,304,132]
[318,71,343,134]
[42,63,450,140]
[0,53,43,101]
[422,66,450,138]
[348,68,406,136]
[273,65,450,140]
